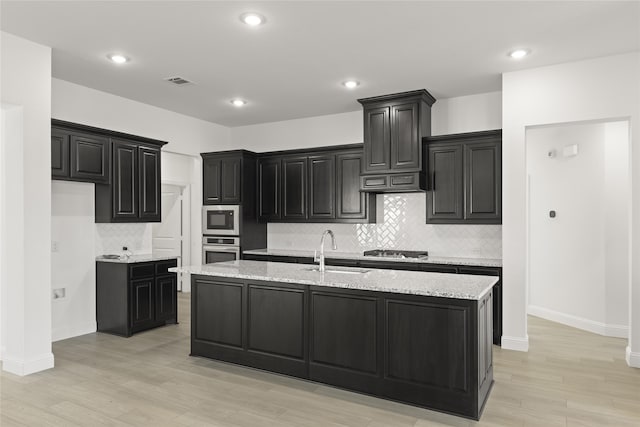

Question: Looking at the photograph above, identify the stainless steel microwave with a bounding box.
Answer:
[202,205,240,236]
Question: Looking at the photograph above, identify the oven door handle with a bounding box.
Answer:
[202,246,241,254]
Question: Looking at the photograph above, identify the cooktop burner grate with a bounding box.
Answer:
[363,249,429,259]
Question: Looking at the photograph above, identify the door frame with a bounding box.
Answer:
[157,180,191,292]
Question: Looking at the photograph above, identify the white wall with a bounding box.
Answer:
[0,32,54,375]
[51,181,97,342]
[502,52,640,367]
[432,91,502,135]
[526,121,629,337]
[231,91,503,151]
[52,79,231,156]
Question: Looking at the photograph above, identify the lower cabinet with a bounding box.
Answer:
[191,275,492,420]
[242,253,502,345]
[96,259,178,337]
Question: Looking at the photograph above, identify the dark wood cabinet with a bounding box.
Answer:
[465,141,501,222]
[51,124,109,184]
[220,157,241,203]
[256,145,375,224]
[70,133,109,183]
[51,128,70,179]
[425,130,502,224]
[242,253,502,346]
[138,146,161,222]
[202,152,256,206]
[308,154,335,220]
[96,258,178,337]
[96,140,163,223]
[191,274,492,420]
[427,144,463,221]
[111,140,138,220]
[52,120,167,223]
[358,90,436,192]
[202,157,222,204]
[258,156,281,221]
[336,151,374,221]
[282,156,308,220]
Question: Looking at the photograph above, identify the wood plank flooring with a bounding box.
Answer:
[1,293,639,426]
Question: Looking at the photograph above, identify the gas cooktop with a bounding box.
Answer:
[363,249,429,259]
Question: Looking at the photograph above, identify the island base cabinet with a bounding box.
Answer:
[191,275,493,420]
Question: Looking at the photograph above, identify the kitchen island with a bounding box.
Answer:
[172,260,497,420]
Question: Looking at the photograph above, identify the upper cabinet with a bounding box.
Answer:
[50,120,168,223]
[95,139,163,223]
[255,146,375,224]
[51,123,109,184]
[358,90,436,193]
[201,151,256,208]
[424,130,502,224]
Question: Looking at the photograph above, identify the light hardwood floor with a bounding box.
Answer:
[1,293,639,426]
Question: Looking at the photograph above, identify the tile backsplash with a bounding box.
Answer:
[268,193,502,259]
[95,223,152,256]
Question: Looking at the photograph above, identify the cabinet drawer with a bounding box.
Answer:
[422,264,459,274]
[129,263,155,280]
[360,175,388,190]
[156,259,178,275]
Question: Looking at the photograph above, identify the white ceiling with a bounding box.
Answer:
[1,1,638,127]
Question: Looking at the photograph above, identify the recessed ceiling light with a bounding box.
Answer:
[240,12,265,26]
[509,49,530,59]
[107,54,129,64]
[342,80,360,89]
[231,99,247,107]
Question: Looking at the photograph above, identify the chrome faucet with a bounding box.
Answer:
[314,230,337,272]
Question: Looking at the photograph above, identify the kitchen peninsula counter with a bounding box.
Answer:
[174,260,496,420]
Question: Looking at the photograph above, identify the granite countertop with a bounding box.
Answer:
[170,260,498,300]
[96,254,179,264]
[243,248,502,268]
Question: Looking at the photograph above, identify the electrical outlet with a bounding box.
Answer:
[52,288,66,299]
[51,241,59,252]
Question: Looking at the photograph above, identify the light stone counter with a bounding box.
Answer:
[96,254,178,264]
[243,248,502,268]
[171,260,498,300]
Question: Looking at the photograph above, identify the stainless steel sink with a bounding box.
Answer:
[303,266,370,275]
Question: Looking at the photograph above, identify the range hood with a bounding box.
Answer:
[357,89,436,193]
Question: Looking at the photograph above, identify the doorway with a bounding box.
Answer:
[526,120,630,338]
[152,184,190,292]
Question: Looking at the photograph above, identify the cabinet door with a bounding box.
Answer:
[131,279,155,332]
[139,146,161,222]
[464,142,501,223]
[112,140,139,220]
[390,102,420,171]
[220,157,242,204]
[70,133,109,183]
[308,154,335,220]
[336,151,368,220]
[426,144,463,222]
[310,288,380,375]
[51,128,70,178]
[258,157,281,221]
[203,157,221,204]
[282,156,308,220]
[363,106,391,172]
[155,275,177,322]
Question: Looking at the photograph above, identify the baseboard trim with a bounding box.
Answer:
[1,352,54,376]
[501,335,529,352]
[528,305,628,338]
[52,321,97,342]
[626,346,640,368]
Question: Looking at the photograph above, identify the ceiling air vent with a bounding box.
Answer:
[164,76,193,85]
